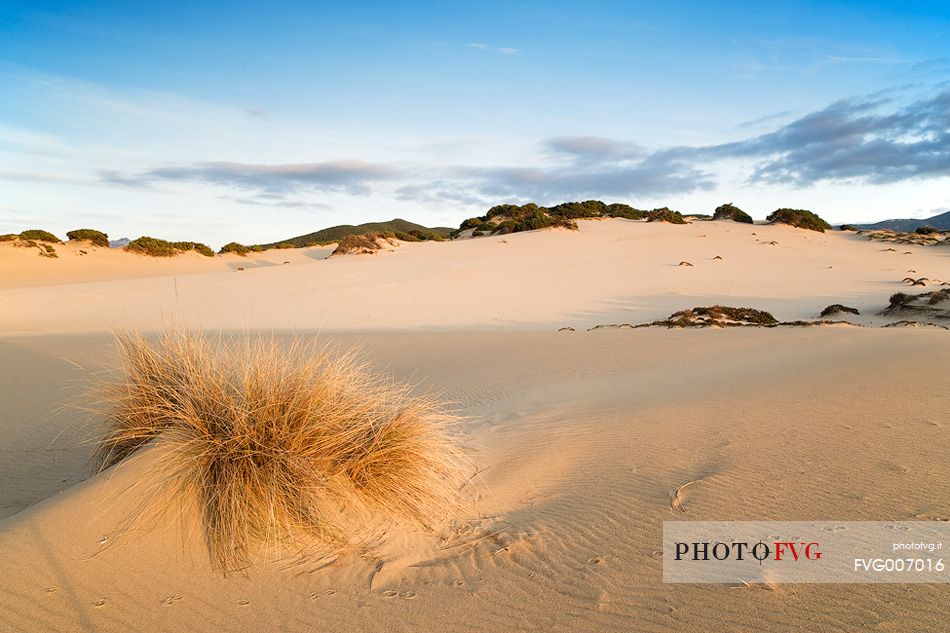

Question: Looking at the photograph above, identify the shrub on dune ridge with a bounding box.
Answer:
[646,207,687,224]
[93,331,467,574]
[712,203,753,224]
[67,229,109,247]
[19,229,60,242]
[126,236,179,257]
[766,208,831,232]
[219,242,251,256]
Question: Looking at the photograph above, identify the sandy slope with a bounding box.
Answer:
[1,221,949,632]
[2,219,949,335]
[1,330,949,633]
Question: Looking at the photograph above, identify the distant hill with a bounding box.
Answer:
[109,237,131,248]
[854,210,950,232]
[264,219,454,248]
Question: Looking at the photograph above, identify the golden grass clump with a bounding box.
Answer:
[95,331,467,574]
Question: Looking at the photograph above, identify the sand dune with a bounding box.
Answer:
[1,221,949,631]
[1,330,948,632]
[2,219,948,335]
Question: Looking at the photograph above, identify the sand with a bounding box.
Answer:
[3,219,949,334]
[1,220,948,632]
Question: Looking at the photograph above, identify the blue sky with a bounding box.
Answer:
[1,1,948,244]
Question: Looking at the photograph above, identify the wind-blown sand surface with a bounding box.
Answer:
[2,218,949,333]
[1,220,948,632]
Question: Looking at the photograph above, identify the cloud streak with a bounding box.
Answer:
[465,43,520,55]
[121,160,398,195]
[101,88,950,210]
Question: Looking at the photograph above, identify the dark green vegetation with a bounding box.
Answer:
[0,234,17,242]
[585,305,862,330]
[855,209,950,232]
[820,304,860,317]
[265,219,453,249]
[712,203,753,224]
[454,200,652,237]
[19,229,60,242]
[839,224,857,231]
[653,306,779,327]
[66,228,109,248]
[646,207,687,224]
[219,242,252,256]
[126,236,215,257]
[915,225,940,235]
[766,208,832,232]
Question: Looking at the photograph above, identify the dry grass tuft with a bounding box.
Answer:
[93,330,468,574]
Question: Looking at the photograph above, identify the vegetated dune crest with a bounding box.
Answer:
[2,217,949,335]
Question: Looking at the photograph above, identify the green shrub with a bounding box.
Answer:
[548,200,607,219]
[766,208,831,232]
[820,304,860,317]
[0,233,17,242]
[219,242,251,256]
[606,203,647,219]
[916,225,939,235]
[646,207,687,224]
[712,203,753,224]
[126,236,179,257]
[193,243,215,257]
[40,244,58,258]
[66,228,109,247]
[19,229,60,242]
[839,224,857,231]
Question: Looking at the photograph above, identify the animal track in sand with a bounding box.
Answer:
[382,590,399,599]
[236,600,250,606]
[92,599,107,608]
[161,594,183,606]
[45,587,58,593]
[401,591,417,600]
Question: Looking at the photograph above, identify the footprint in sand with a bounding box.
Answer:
[381,590,398,599]
[45,587,59,594]
[92,599,107,608]
[452,580,464,588]
[161,594,183,606]
[587,556,606,566]
[401,591,417,600]
[307,593,320,601]
[236,600,250,607]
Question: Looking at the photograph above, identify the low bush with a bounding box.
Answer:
[646,207,687,224]
[839,224,857,231]
[0,234,17,242]
[766,208,831,232]
[126,236,179,257]
[712,203,753,224]
[67,229,109,247]
[19,229,60,242]
[219,242,251,256]
[332,232,388,255]
[820,304,860,317]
